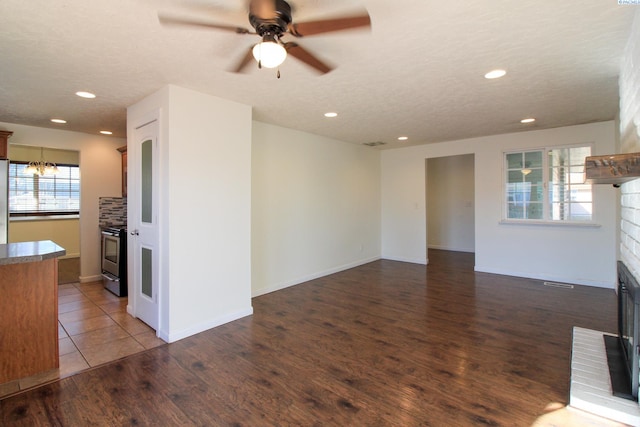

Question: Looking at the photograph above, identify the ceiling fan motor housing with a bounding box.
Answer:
[249,0,292,37]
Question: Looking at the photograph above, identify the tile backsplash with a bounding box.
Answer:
[99,197,127,228]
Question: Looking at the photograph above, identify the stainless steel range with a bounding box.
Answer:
[101,225,127,296]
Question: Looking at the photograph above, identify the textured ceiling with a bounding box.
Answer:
[0,0,636,149]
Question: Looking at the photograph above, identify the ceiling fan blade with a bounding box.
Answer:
[158,13,252,34]
[283,42,333,74]
[231,47,256,73]
[288,14,371,37]
[249,0,276,20]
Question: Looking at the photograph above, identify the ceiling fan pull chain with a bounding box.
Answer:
[277,69,281,79]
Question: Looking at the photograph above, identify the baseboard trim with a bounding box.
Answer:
[160,307,254,343]
[381,255,427,266]
[252,256,381,298]
[79,274,102,284]
[427,245,474,253]
[473,265,614,289]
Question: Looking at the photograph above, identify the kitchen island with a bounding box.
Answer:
[0,240,65,384]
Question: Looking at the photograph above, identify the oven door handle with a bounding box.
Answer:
[102,272,120,282]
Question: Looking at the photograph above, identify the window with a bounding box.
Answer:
[9,161,80,216]
[505,145,592,222]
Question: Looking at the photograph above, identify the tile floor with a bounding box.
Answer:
[0,281,165,399]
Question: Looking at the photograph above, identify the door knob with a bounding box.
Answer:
[130,230,139,236]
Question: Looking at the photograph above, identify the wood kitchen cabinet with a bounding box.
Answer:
[118,145,127,197]
[0,130,13,159]
[0,241,66,384]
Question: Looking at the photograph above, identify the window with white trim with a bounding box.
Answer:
[9,161,80,216]
[505,145,593,222]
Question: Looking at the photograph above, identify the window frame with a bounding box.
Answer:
[502,143,596,225]
[8,160,80,217]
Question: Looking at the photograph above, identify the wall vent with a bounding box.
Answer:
[363,141,386,147]
[543,281,575,289]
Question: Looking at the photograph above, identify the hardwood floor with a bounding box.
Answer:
[0,250,621,426]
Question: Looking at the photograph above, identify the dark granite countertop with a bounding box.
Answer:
[0,240,66,266]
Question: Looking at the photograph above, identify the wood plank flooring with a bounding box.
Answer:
[0,250,620,426]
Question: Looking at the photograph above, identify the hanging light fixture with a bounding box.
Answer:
[252,34,287,69]
[24,147,59,176]
[520,160,532,176]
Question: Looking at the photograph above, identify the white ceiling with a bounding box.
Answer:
[0,0,636,149]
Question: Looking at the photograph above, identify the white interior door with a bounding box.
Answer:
[131,119,159,330]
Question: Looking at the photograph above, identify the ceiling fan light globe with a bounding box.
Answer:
[252,42,287,68]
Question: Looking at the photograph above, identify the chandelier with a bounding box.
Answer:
[24,147,59,176]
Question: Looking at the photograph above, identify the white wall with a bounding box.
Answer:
[382,121,618,288]
[427,154,475,253]
[380,151,430,265]
[0,122,124,281]
[128,85,253,343]
[251,121,381,296]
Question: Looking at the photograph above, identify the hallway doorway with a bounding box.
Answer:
[426,154,475,263]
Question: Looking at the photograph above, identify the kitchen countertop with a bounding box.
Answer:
[0,240,66,266]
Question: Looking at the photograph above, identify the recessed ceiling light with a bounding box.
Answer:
[398,136,409,141]
[76,91,96,99]
[50,119,67,124]
[484,69,507,79]
[324,112,338,118]
[520,118,536,124]
[100,131,113,135]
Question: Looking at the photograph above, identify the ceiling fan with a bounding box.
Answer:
[158,0,371,75]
